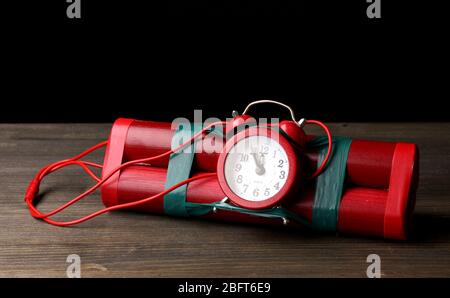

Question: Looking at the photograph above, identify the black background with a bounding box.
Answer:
[2,1,448,122]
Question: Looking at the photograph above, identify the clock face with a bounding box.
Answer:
[223,135,290,202]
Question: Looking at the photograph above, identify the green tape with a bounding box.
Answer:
[163,122,202,217]
[163,122,351,231]
[310,136,352,231]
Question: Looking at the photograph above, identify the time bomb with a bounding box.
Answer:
[25,100,419,240]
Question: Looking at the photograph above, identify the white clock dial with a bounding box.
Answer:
[224,135,290,202]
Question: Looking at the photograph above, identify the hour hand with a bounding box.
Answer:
[250,152,265,175]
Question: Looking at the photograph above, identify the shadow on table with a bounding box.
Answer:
[409,213,450,242]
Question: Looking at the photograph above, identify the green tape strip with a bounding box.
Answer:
[163,122,202,217]
[310,136,352,231]
[163,123,351,231]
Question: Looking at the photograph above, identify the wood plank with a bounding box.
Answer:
[0,123,449,277]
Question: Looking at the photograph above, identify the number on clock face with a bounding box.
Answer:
[224,135,290,202]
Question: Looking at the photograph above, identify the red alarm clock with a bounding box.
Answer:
[217,126,299,210]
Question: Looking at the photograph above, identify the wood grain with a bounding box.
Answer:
[0,123,449,277]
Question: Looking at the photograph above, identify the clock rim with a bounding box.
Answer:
[217,126,298,210]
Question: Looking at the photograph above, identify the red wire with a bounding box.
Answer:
[25,122,227,226]
[304,120,333,179]
[267,119,333,178]
[40,173,216,227]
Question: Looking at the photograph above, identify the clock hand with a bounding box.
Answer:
[259,152,265,166]
[251,152,265,176]
[250,152,261,167]
[258,152,266,175]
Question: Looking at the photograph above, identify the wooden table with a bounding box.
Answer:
[1,123,449,277]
